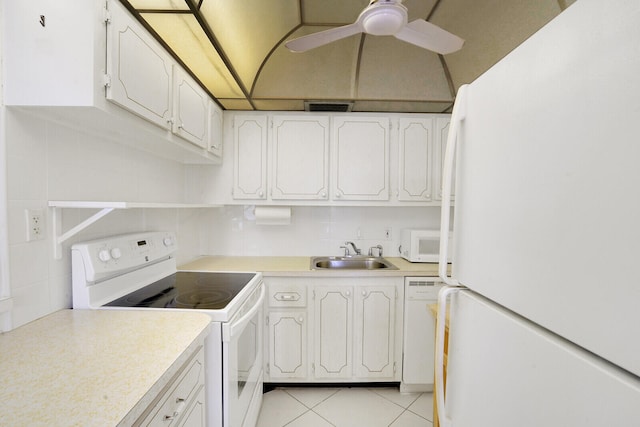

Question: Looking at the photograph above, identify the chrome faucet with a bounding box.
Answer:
[342,241,362,256]
[368,245,383,257]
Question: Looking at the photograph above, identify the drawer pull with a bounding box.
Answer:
[274,292,300,302]
[163,398,186,421]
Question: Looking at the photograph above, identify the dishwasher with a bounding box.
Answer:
[401,277,443,393]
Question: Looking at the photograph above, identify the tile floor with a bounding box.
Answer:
[256,386,434,427]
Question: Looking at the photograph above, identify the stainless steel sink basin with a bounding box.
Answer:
[310,256,397,270]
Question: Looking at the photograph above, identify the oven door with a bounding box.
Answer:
[222,282,264,427]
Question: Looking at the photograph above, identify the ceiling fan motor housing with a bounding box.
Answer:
[360,2,408,36]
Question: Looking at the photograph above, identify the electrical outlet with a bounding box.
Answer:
[26,209,45,241]
[384,227,392,240]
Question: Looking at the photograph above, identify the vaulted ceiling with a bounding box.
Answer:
[121,0,576,113]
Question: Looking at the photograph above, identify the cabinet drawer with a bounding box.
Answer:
[267,281,307,307]
[137,347,205,426]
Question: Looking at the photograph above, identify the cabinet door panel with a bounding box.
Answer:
[272,116,329,200]
[354,287,396,379]
[398,118,433,201]
[173,68,208,148]
[332,117,390,201]
[233,115,268,199]
[269,312,307,379]
[208,101,223,157]
[435,117,454,201]
[313,287,352,378]
[107,2,172,130]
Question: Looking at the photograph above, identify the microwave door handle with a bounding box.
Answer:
[222,284,265,342]
[439,84,468,286]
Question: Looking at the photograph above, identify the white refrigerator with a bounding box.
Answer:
[436,0,640,425]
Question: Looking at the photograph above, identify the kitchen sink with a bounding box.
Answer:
[310,256,398,270]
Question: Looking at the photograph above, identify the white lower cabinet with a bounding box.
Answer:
[268,311,308,379]
[353,286,397,379]
[264,277,402,383]
[135,346,206,427]
[313,286,353,379]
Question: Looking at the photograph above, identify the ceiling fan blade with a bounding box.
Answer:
[394,19,464,54]
[285,23,362,52]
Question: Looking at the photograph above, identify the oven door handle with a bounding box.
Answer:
[222,284,265,342]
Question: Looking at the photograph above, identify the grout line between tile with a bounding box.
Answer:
[283,387,341,409]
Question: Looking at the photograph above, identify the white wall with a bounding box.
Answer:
[201,205,442,257]
[4,109,208,328]
[2,108,445,329]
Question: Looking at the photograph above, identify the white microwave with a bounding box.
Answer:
[399,229,452,263]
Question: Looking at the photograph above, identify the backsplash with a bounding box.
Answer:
[201,205,443,258]
[4,110,205,329]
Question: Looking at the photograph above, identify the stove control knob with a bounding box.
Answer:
[98,249,111,262]
[163,237,174,247]
[110,247,122,260]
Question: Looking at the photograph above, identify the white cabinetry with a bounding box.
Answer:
[434,117,454,201]
[172,68,209,149]
[268,312,308,379]
[233,115,268,200]
[221,112,450,206]
[271,116,330,200]
[353,286,397,379]
[265,278,308,380]
[135,346,206,427]
[331,117,391,201]
[313,282,397,380]
[264,277,402,383]
[397,117,434,201]
[3,0,220,164]
[208,101,224,157]
[313,286,353,379]
[106,1,173,131]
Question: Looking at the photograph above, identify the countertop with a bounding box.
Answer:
[179,256,444,277]
[0,309,211,426]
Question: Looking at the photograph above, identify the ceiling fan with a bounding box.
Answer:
[285,0,464,54]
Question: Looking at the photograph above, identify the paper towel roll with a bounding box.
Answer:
[254,206,291,225]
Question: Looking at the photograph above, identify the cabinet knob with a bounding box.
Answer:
[298,317,304,323]
[362,290,367,297]
[345,290,351,297]
[259,191,264,197]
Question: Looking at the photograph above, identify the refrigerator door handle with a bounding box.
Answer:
[436,285,465,427]
[439,84,468,286]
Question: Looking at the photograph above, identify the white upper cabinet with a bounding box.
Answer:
[233,115,268,200]
[106,1,173,130]
[219,112,451,206]
[271,116,329,200]
[172,67,209,149]
[331,117,390,201]
[208,101,224,157]
[397,117,434,201]
[434,116,454,201]
[3,0,220,164]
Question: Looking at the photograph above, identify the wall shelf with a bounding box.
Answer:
[48,201,221,259]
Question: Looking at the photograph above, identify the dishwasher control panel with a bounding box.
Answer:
[405,277,442,300]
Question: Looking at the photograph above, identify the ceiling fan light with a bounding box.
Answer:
[361,8,406,36]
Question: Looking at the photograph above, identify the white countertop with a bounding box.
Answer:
[179,256,444,277]
[0,309,211,426]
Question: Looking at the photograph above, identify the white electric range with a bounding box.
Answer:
[71,231,264,427]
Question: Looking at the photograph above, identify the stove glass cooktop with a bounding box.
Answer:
[104,271,257,309]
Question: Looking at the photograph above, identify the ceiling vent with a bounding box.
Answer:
[305,101,354,112]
